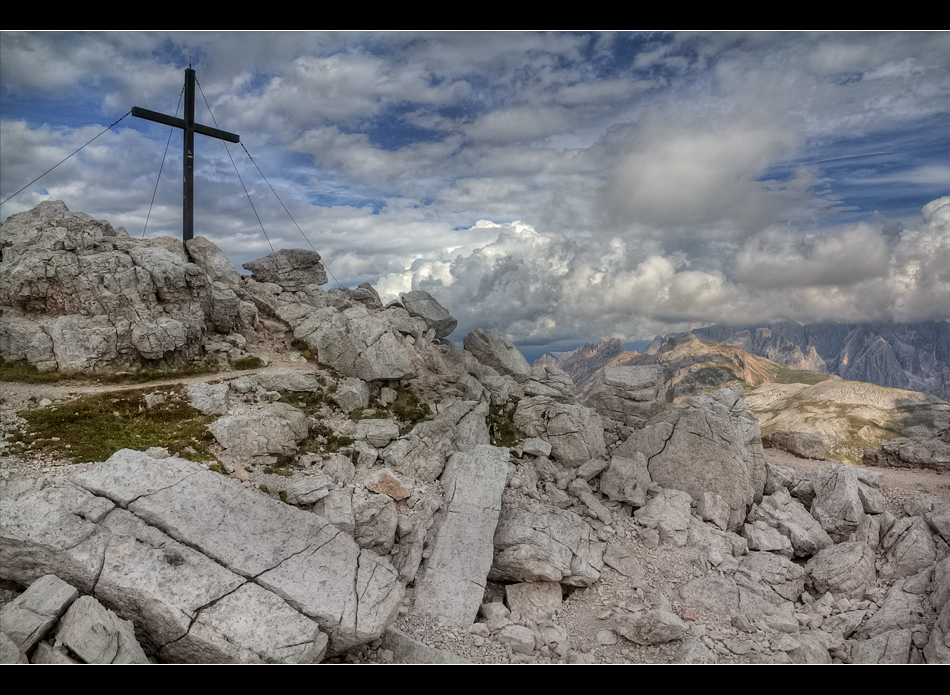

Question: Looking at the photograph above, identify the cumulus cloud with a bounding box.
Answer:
[378,197,950,348]
[733,223,891,288]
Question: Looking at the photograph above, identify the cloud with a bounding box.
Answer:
[378,197,950,347]
[733,223,891,288]
[3,32,947,354]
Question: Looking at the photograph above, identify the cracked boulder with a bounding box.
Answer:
[514,397,606,468]
[615,386,766,531]
[490,494,605,587]
[207,402,309,463]
[413,445,509,627]
[1,450,404,660]
[278,301,428,381]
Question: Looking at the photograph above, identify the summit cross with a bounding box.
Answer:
[131,65,240,243]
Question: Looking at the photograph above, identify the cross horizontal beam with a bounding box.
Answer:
[131,106,240,143]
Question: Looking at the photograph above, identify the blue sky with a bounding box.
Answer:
[2,31,948,357]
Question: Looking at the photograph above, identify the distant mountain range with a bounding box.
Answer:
[691,320,949,402]
[537,320,948,402]
[533,328,950,463]
[534,333,831,402]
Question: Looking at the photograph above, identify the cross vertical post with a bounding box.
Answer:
[183,67,196,242]
[131,66,240,243]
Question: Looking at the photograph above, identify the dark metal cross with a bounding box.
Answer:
[131,66,240,242]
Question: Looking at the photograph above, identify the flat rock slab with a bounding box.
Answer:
[71,449,403,653]
[414,445,509,627]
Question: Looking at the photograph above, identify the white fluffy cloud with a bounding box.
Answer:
[379,197,950,347]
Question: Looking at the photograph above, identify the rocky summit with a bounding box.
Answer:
[1,203,949,664]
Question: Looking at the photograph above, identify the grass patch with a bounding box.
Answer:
[489,402,523,448]
[276,390,329,412]
[14,386,218,463]
[343,383,432,435]
[767,363,834,386]
[290,339,317,363]
[388,388,431,434]
[0,358,219,385]
[0,359,83,384]
[231,356,264,370]
[307,424,354,452]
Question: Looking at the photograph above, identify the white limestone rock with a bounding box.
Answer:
[382,400,489,482]
[0,574,79,654]
[207,402,309,461]
[583,365,665,427]
[414,445,509,627]
[400,290,457,339]
[615,386,765,531]
[55,595,149,664]
[242,248,328,291]
[463,327,531,377]
[514,397,606,468]
[491,495,605,587]
[186,382,230,415]
[71,451,403,654]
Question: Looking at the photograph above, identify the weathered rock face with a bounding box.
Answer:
[693,316,950,402]
[0,201,254,373]
[615,386,765,531]
[582,365,665,427]
[242,248,328,291]
[463,328,531,377]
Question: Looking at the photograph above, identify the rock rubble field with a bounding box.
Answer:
[1,202,948,664]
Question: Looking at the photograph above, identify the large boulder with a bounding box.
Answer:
[745,487,833,558]
[278,302,424,381]
[400,290,457,339]
[863,426,950,473]
[413,446,509,626]
[514,397,606,467]
[490,495,605,587]
[242,248,328,291]
[615,386,766,531]
[462,328,531,377]
[1,451,405,659]
[582,365,665,426]
[791,464,866,543]
[207,402,309,462]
